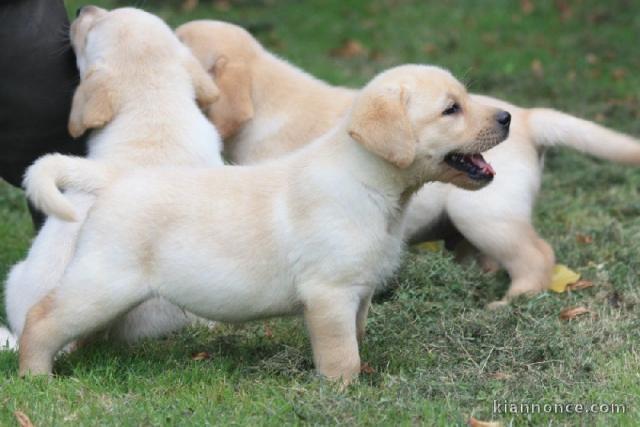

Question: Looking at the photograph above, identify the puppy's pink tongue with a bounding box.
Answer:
[470,154,495,176]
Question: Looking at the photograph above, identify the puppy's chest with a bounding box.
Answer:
[300,219,405,289]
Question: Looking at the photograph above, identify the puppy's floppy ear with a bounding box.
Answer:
[68,69,115,138]
[208,55,254,139]
[183,55,220,108]
[347,85,416,168]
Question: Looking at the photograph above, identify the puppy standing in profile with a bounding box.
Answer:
[177,20,640,306]
[19,65,510,379]
[0,6,222,349]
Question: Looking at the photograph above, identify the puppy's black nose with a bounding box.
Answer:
[496,110,511,128]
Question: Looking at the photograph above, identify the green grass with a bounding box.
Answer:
[2,0,640,425]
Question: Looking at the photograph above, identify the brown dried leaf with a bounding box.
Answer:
[468,417,503,427]
[360,362,376,374]
[554,0,573,21]
[213,0,231,12]
[559,306,590,320]
[576,234,593,244]
[191,351,210,361]
[263,321,273,338]
[423,42,438,55]
[588,10,611,24]
[14,411,34,427]
[612,68,627,81]
[181,0,198,11]
[330,39,366,58]
[368,49,384,61]
[488,371,511,380]
[520,0,534,14]
[567,280,594,291]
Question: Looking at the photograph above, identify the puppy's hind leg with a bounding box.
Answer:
[491,231,554,308]
[450,215,554,308]
[19,262,150,376]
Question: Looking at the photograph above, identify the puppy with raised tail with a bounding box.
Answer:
[19,65,509,380]
[2,6,223,350]
[177,20,640,306]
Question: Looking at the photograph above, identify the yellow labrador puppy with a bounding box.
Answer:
[0,7,222,350]
[177,20,640,306]
[19,65,510,379]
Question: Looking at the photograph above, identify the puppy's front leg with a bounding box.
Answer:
[304,290,361,384]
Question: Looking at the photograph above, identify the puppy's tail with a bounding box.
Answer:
[0,326,17,351]
[24,154,111,222]
[529,108,640,165]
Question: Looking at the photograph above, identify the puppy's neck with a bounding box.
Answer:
[308,123,409,205]
[302,122,448,217]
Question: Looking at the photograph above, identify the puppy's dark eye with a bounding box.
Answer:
[442,103,461,116]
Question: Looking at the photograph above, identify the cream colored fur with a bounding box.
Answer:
[2,7,223,351]
[19,65,510,379]
[178,20,640,305]
[176,20,355,164]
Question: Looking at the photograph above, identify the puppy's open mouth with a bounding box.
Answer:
[444,152,495,181]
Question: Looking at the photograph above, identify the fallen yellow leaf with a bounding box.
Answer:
[412,241,443,252]
[549,264,580,293]
[559,306,590,320]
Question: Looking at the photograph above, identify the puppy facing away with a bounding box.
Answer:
[177,20,640,306]
[19,65,511,379]
[1,6,223,350]
[175,20,355,164]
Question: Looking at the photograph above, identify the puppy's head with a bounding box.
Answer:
[176,20,259,139]
[68,7,219,137]
[348,64,510,191]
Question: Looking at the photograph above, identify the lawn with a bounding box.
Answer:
[1,0,640,425]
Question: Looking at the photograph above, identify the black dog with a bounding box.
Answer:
[0,0,87,227]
